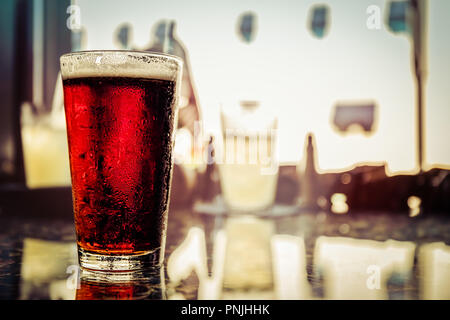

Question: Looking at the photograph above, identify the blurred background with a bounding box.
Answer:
[0,0,449,300]
[1,0,449,212]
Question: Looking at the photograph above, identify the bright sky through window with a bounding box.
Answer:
[75,0,450,174]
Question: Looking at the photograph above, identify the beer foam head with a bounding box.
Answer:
[60,51,182,81]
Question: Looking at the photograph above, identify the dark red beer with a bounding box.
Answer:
[63,76,177,258]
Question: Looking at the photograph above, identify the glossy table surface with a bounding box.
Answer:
[0,197,449,300]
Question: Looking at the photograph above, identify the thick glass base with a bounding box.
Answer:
[76,260,166,300]
[78,247,162,272]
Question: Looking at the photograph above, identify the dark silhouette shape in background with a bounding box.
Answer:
[114,23,133,50]
[144,20,201,136]
[237,12,257,43]
[309,5,330,38]
[332,102,377,134]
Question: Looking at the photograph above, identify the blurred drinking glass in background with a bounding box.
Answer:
[21,73,71,189]
[218,100,278,213]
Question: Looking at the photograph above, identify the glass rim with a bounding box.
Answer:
[60,49,183,64]
[60,50,183,81]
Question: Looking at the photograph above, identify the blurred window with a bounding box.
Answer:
[74,0,450,173]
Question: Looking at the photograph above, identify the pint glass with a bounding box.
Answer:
[60,51,182,271]
[218,101,279,213]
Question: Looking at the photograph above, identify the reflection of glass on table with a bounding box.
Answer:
[313,236,416,300]
[222,216,274,291]
[419,242,450,300]
[19,238,77,300]
[76,268,166,300]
